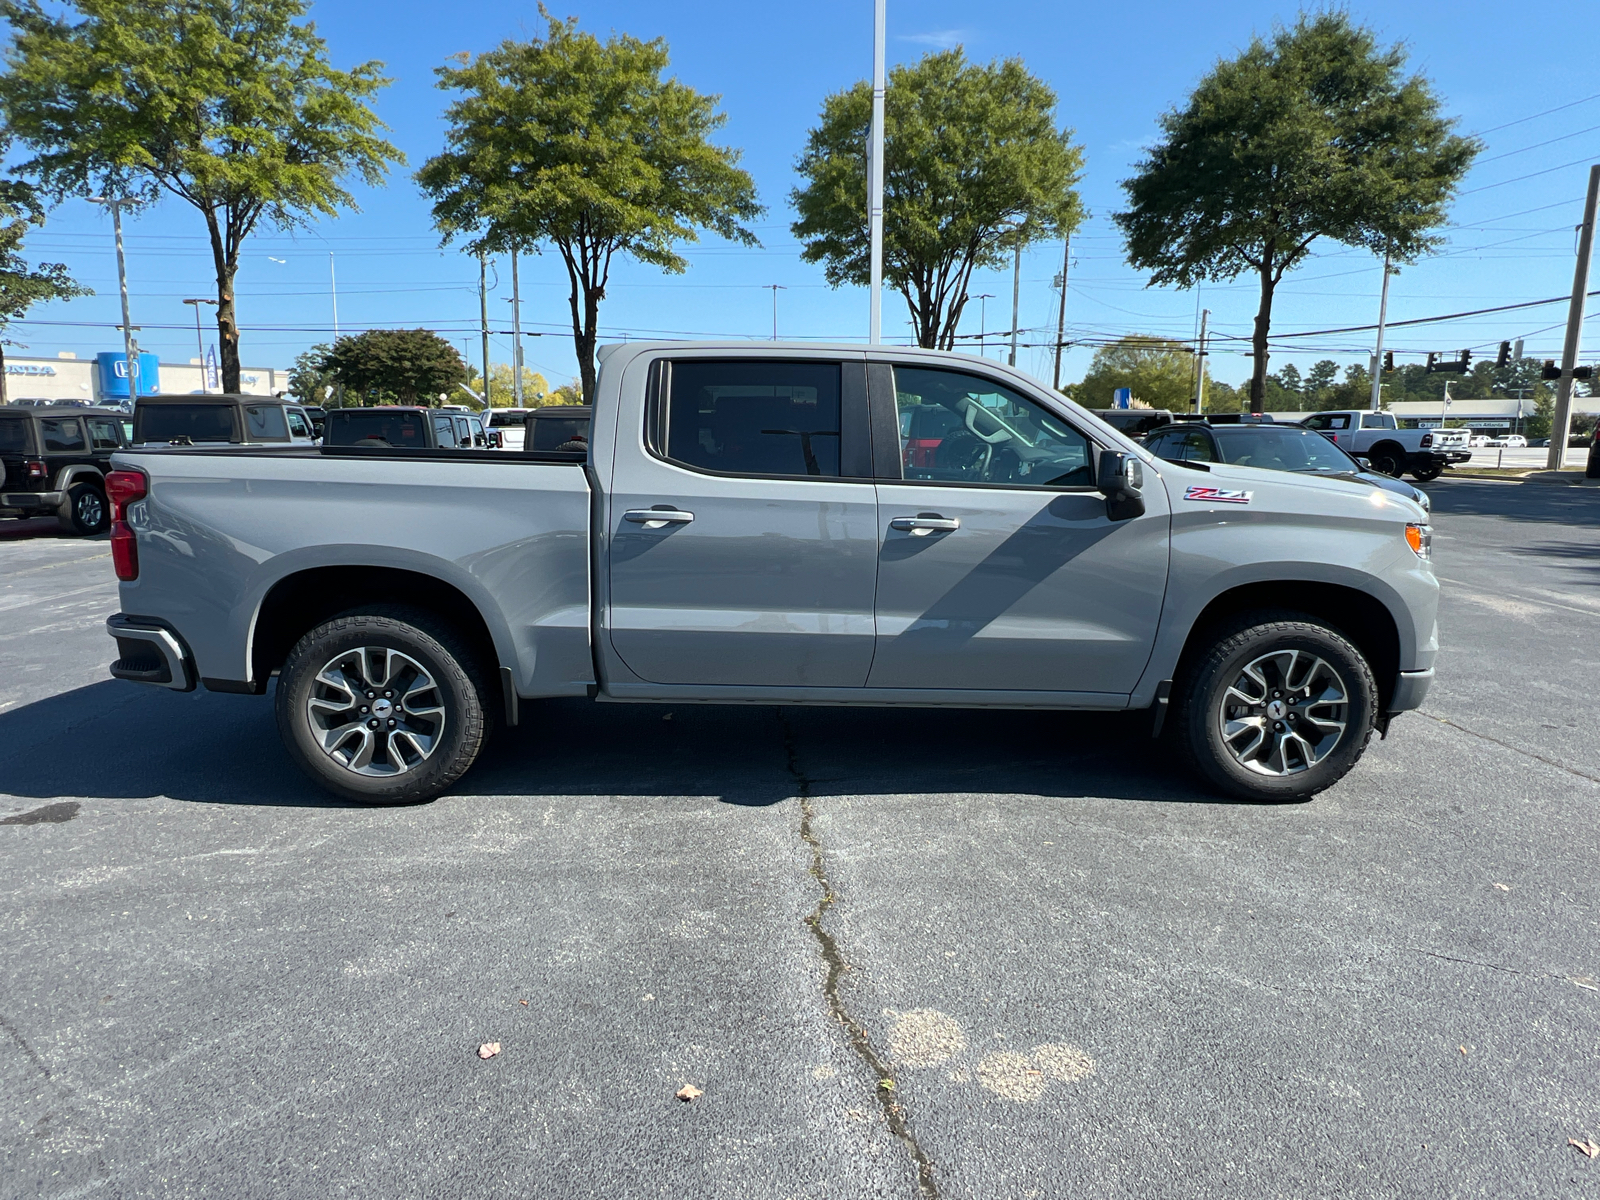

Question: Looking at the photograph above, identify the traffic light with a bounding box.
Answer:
[1496,341,1511,368]
[1426,352,1438,373]
[1383,351,1394,372]
[1576,365,1595,382]
[1426,351,1469,374]
[1542,360,1561,380]
[1460,349,1472,368]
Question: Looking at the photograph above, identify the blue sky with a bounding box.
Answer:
[11,0,1600,391]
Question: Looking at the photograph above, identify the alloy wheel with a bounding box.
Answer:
[1217,648,1349,776]
[305,646,447,777]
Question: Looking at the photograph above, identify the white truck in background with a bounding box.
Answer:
[1300,410,1471,481]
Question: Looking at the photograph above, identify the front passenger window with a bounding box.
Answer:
[893,367,1091,488]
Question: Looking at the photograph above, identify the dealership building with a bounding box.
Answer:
[2,351,286,405]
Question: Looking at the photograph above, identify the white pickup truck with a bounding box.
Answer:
[1300,410,1471,481]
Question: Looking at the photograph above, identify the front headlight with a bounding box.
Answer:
[1405,523,1432,560]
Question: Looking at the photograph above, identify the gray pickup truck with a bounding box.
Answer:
[102,343,1437,804]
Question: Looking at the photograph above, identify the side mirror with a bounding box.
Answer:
[1097,451,1145,521]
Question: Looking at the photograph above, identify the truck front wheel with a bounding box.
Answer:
[1174,614,1377,802]
[275,606,491,804]
[1365,443,1405,477]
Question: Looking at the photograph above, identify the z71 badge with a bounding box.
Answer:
[1184,485,1253,504]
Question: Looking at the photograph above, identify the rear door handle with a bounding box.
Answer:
[624,508,695,529]
[890,513,960,536]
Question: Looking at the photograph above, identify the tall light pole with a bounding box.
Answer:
[1546,162,1598,471]
[510,248,525,406]
[1008,226,1025,368]
[87,196,140,400]
[478,254,491,408]
[1369,249,1393,411]
[765,284,787,340]
[867,0,886,345]
[182,298,217,393]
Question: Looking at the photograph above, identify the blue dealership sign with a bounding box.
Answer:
[96,351,160,398]
[1113,387,1132,409]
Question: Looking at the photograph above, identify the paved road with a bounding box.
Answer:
[2,481,1597,1199]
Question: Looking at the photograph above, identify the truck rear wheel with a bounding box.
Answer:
[1366,443,1404,477]
[1174,614,1377,802]
[275,606,491,804]
[63,482,108,535]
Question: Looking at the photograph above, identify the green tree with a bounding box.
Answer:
[287,342,335,406]
[418,11,761,405]
[1065,336,1196,410]
[1115,13,1478,412]
[0,176,87,403]
[0,0,403,393]
[320,329,469,406]
[792,48,1083,350]
[468,363,550,406]
[548,377,584,406]
[1305,360,1339,395]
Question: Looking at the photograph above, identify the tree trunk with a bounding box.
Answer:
[1249,258,1277,414]
[203,211,241,393]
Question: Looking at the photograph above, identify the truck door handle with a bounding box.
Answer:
[890,514,960,536]
[624,508,694,529]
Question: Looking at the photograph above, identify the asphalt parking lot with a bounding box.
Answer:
[3,477,1597,1200]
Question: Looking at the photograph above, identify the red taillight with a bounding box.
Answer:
[1420,433,1433,448]
[105,469,147,581]
[25,458,46,480]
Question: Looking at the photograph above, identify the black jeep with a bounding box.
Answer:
[0,404,127,534]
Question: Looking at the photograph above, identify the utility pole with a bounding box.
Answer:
[765,284,787,340]
[182,298,217,393]
[478,255,491,409]
[1369,249,1392,411]
[1547,162,1599,471]
[87,196,140,400]
[1051,235,1070,390]
[867,0,886,345]
[510,248,524,406]
[1008,230,1023,368]
[1194,308,1210,414]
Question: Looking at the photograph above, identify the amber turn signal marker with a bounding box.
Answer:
[1404,524,1431,559]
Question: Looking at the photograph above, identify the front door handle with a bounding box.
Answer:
[890,513,960,536]
[624,507,695,529]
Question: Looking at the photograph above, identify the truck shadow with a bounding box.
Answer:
[1427,478,1600,524]
[0,681,1266,810]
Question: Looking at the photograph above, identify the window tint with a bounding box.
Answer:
[323,410,428,447]
[286,410,312,438]
[86,417,123,450]
[893,367,1092,488]
[0,417,35,455]
[1304,413,1350,430]
[1178,430,1216,462]
[454,417,471,444]
[664,360,842,477]
[243,404,289,441]
[136,404,236,443]
[530,410,591,452]
[1361,412,1395,429]
[40,417,86,452]
[432,415,458,447]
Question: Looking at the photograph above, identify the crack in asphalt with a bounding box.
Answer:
[777,708,939,1200]
[1419,709,1600,786]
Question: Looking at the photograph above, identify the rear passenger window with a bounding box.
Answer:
[661,361,842,477]
[40,418,86,452]
[432,416,458,447]
[244,405,288,441]
[86,417,123,449]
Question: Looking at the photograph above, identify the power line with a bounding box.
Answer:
[1214,288,1600,341]
[1476,122,1600,165]
[1460,155,1600,195]
[1468,91,1600,137]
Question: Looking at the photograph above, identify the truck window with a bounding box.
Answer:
[1303,413,1350,431]
[892,366,1092,488]
[0,417,35,454]
[323,410,428,447]
[662,360,842,477]
[136,403,236,443]
[40,417,87,452]
[530,410,591,451]
[286,409,312,439]
[1361,412,1395,429]
[432,415,459,447]
[86,416,124,450]
[243,404,289,441]
[1177,430,1216,462]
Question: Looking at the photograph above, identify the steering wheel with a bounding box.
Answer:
[963,400,1011,444]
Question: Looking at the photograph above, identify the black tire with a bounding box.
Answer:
[1410,465,1443,482]
[1173,612,1378,802]
[64,482,108,535]
[1366,443,1404,477]
[275,606,491,804]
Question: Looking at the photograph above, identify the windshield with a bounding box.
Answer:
[1213,427,1360,473]
[134,404,236,444]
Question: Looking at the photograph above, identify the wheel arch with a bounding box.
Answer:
[248,565,506,714]
[1169,580,1401,712]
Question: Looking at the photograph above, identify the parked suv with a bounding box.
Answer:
[0,403,128,533]
[321,406,499,449]
[132,394,319,447]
